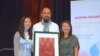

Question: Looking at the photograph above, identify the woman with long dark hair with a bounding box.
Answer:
[14,16,33,56]
[60,20,80,56]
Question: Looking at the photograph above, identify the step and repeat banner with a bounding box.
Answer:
[71,1,100,56]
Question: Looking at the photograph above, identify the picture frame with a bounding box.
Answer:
[34,31,59,56]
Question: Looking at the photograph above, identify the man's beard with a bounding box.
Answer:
[43,16,50,23]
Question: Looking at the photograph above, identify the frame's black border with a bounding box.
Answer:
[34,31,60,56]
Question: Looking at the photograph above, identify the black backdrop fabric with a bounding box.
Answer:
[0,0,24,50]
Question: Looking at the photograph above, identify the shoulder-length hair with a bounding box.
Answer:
[60,20,72,38]
[18,16,32,39]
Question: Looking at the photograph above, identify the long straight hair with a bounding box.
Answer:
[18,16,32,39]
[60,20,72,38]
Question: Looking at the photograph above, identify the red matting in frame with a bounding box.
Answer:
[39,38,54,56]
